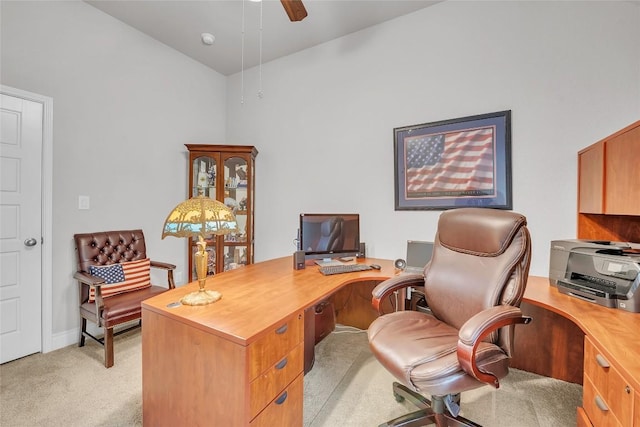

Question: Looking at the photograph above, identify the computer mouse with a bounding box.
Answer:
[370,264,381,270]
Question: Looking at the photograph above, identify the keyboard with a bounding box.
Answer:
[318,264,372,275]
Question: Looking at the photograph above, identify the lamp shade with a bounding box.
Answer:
[162,195,238,239]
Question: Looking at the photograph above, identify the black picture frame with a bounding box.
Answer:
[394,110,512,211]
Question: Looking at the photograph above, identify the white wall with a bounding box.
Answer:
[1,1,227,344]
[1,0,639,352]
[226,1,640,275]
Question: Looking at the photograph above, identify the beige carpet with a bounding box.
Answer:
[305,327,582,426]
[1,327,582,426]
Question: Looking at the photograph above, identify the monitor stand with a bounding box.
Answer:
[313,258,341,267]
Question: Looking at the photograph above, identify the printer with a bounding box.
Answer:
[549,239,640,313]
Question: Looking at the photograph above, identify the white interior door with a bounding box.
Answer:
[0,93,43,363]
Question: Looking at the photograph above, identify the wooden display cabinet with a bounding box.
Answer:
[577,120,640,242]
[186,144,258,281]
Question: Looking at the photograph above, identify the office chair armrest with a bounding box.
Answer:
[457,305,531,388]
[371,274,425,314]
[150,260,176,289]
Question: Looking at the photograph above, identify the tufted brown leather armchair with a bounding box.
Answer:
[368,208,531,426]
[73,229,175,368]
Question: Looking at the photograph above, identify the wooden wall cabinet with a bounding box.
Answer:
[604,124,640,215]
[186,144,258,281]
[578,142,605,214]
[577,120,640,242]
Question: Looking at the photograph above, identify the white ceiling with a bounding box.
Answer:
[85,0,442,76]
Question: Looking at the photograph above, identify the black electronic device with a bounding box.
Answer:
[299,213,360,261]
[357,242,366,259]
[293,250,306,270]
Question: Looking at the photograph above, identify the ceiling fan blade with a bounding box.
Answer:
[281,0,308,22]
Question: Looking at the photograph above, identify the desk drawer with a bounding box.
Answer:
[577,407,593,427]
[576,406,593,427]
[249,311,303,379]
[584,337,633,426]
[250,342,303,419]
[584,376,623,427]
[635,390,640,427]
[250,373,303,427]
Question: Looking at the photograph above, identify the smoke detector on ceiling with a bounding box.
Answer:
[201,33,215,46]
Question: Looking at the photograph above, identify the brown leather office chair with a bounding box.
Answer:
[368,208,531,426]
[73,229,176,368]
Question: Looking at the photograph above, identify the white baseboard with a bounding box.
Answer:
[49,328,80,352]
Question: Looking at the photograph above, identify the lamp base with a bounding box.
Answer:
[180,289,222,306]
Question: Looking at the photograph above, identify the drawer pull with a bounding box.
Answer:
[275,324,288,335]
[594,395,609,412]
[275,358,288,370]
[595,354,610,368]
[275,391,288,405]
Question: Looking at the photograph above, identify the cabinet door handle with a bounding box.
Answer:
[275,324,288,334]
[275,391,288,405]
[595,354,610,368]
[595,395,609,412]
[275,358,288,370]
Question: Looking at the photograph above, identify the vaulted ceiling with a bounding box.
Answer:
[85,0,441,76]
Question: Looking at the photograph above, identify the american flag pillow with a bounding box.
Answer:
[87,258,151,302]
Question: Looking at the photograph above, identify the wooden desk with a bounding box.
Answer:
[515,276,640,427]
[142,258,640,426]
[141,257,395,426]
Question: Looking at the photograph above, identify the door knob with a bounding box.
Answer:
[24,238,38,247]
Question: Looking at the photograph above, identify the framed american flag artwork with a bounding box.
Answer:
[394,110,512,210]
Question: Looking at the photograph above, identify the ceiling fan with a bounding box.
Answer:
[280,0,308,22]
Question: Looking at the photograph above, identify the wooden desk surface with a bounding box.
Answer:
[143,258,640,392]
[142,257,394,346]
[523,276,640,392]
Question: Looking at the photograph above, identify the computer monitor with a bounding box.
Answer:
[299,213,360,260]
[404,240,434,274]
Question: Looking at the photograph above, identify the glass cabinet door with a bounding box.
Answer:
[190,154,219,278]
[223,246,248,271]
[190,243,217,278]
[191,155,217,198]
[223,155,249,271]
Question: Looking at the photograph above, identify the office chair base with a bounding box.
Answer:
[382,382,482,427]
